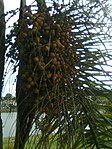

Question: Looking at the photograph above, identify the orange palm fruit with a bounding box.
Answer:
[22,74,26,79]
[52,58,57,64]
[34,22,39,27]
[61,32,66,36]
[55,24,61,29]
[36,37,40,43]
[37,19,44,26]
[30,81,35,86]
[47,72,52,79]
[22,32,28,38]
[56,39,64,49]
[25,12,32,18]
[50,52,55,58]
[52,43,57,48]
[44,45,49,51]
[32,27,38,32]
[26,84,31,89]
[27,77,32,82]
[55,3,60,8]
[34,89,39,94]
[34,57,39,62]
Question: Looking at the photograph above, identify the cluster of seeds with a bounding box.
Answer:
[9,5,78,116]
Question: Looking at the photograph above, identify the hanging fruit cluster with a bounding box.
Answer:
[7,4,78,116]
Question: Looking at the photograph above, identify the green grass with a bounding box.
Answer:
[3,138,14,149]
[3,136,57,149]
[3,135,108,149]
[1,109,17,113]
[25,134,57,149]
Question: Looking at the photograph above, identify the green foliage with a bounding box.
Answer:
[3,93,13,100]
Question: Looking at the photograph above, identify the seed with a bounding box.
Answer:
[38,17,45,21]
[51,30,55,36]
[52,58,57,64]
[34,89,39,94]
[27,77,32,82]
[22,32,28,38]
[34,22,39,27]
[33,42,37,46]
[48,95,52,100]
[36,37,40,43]
[56,39,64,49]
[47,72,52,79]
[52,43,57,48]
[61,32,66,36]
[26,84,31,89]
[66,34,70,39]
[61,4,65,8]
[55,3,60,8]
[44,45,49,51]
[37,19,43,26]
[64,65,68,69]
[32,27,38,32]
[22,74,26,79]
[25,12,32,18]
[50,52,55,57]
[53,74,58,80]
[55,24,61,29]
[30,81,35,86]
[27,19,33,25]
[34,57,39,62]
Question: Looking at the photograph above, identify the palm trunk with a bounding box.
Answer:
[14,67,34,149]
[14,0,47,148]
[14,1,33,148]
[0,1,5,149]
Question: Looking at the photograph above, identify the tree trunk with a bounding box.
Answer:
[14,0,48,148]
[14,67,34,149]
[0,0,5,149]
[14,1,34,148]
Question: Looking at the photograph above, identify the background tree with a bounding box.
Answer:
[6,0,112,148]
[3,93,13,100]
[0,0,5,149]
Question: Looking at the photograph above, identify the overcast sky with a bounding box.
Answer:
[4,0,34,12]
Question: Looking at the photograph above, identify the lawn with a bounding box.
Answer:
[3,136,57,149]
[3,138,14,149]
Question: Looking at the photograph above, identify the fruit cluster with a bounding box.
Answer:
[10,5,78,116]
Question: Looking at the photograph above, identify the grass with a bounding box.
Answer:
[3,135,102,149]
[3,136,107,149]
[3,135,87,149]
[3,136,57,149]
[3,138,14,149]
[25,134,57,149]
[1,109,17,113]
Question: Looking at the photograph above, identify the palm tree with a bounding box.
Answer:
[6,0,112,148]
[0,0,5,149]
